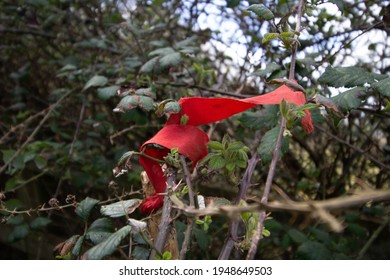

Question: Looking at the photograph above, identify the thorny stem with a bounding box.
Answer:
[179,155,195,259]
[149,171,176,260]
[246,0,306,260]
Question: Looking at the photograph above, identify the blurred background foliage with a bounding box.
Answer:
[0,0,389,259]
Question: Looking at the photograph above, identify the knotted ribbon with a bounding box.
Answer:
[139,84,313,214]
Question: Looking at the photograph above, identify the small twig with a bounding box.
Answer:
[315,125,390,171]
[321,22,382,65]
[110,124,162,144]
[4,170,48,194]
[149,171,176,260]
[179,155,195,259]
[357,215,390,260]
[246,0,306,260]
[0,90,73,175]
[0,109,48,145]
[155,82,253,98]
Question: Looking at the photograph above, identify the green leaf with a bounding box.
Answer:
[258,126,289,165]
[34,155,47,170]
[372,77,390,97]
[75,197,100,221]
[239,105,279,130]
[193,227,210,251]
[208,141,224,151]
[149,47,175,57]
[225,161,235,171]
[159,52,182,68]
[163,101,181,115]
[115,95,154,112]
[72,235,85,257]
[331,87,366,111]
[8,224,30,242]
[138,96,154,111]
[140,56,159,73]
[297,241,331,260]
[227,141,246,151]
[318,66,387,88]
[262,33,280,44]
[135,87,156,98]
[287,229,307,244]
[82,225,132,260]
[247,4,274,20]
[100,199,142,218]
[30,217,51,230]
[132,246,150,260]
[88,218,113,232]
[97,86,119,100]
[83,75,108,91]
[209,155,226,170]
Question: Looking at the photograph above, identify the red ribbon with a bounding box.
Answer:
[139,84,313,214]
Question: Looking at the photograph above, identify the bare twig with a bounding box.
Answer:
[246,0,306,260]
[155,81,253,98]
[315,125,390,171]
[179,155,195,259]
[0,109,48,145]
[0,90,73,175]
[357,215,390,260]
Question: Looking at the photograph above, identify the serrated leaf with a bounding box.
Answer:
[287,228,307,243]
[312,94,343,116]
[209,155,226,170]
[87,218,113,245]
[97,86,119,100]
[149,47,175,57]
[30,217,51,230]
[372,77,390,97]
[208,141,224,151]
[75,197,99,221]
[163,101,181,114]
[239,105,279,130]
[82,225,132,260]
[88,218,113,232]
[331,87,366,111]
[258,126,289,165]
[100,199,142,218]
[175,35,198,48]
[262,33,279,44]
[135,87,156,98]
[318,66,387,88]
[132,246,150,260]
[83,75,108,91]
[140,56,159,73]
[114,95,140,113]
[297,241,331,260]
[227,141,245,151]
[159,52,182,68]
[247,4,274,20]
[138,96,154,111]
[72,235,85,257]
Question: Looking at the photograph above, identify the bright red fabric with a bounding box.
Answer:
[139,84,313,214]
